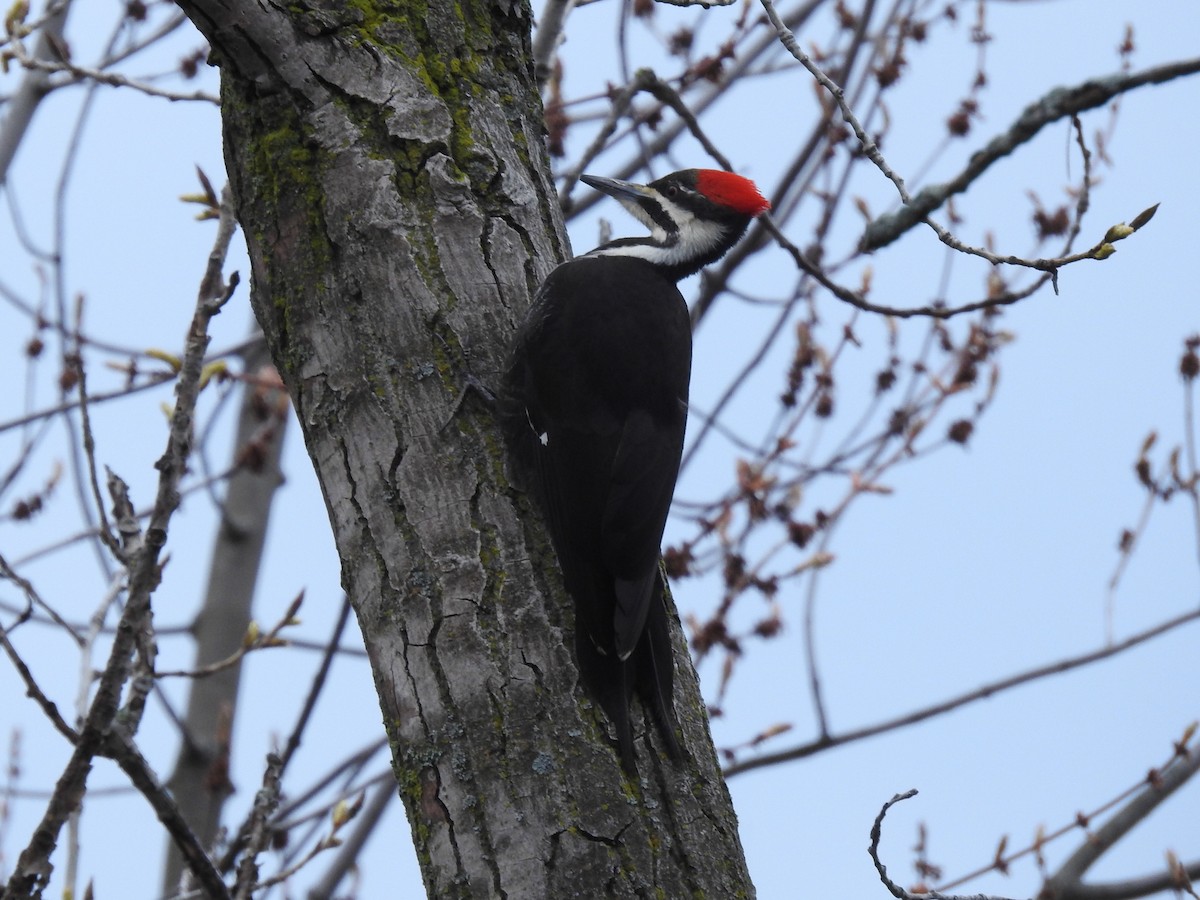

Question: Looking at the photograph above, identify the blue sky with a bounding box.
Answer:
[1,1,1197,897]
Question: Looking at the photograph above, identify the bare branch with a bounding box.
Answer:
[265,748,389,843]
[868,789,1024,900]
[6,34,219,104]
[103,732,231,900]
[654,0,737,7]
[724,607,1200,777]
[74,341,121,558]
[278,595,353,771]
[0,626,78,744]
[761,214,1048,320]
[304,780,394,900]
[860,58,1200,252]
[870,789,921,898]
[4,241,238,897]
[0,373,176,437]
[232,753,283,899]
[757,0,908,202]
[0,0,70,183]
[559,67,660,204]
[1040,740,1200,900]
[153,591,302,678]
[0,551,84,643]
[531,0,577,86]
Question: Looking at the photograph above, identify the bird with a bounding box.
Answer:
[501,168,770,771]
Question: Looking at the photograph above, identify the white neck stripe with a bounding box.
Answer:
[585,216,728,269]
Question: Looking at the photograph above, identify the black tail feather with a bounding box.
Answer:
[635,571,681,761]
[574,572,680,773]
[575,625,637,770]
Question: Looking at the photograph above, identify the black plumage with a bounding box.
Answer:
[501,169,769,770]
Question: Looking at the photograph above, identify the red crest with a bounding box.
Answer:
[694,170,771,217]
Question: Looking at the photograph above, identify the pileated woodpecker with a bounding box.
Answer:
[501,168,770,770]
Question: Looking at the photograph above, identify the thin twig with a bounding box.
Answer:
[3,247,239,896]
[869,789,921,899]
[0,373,176,437]
[758,0,909,202]
[868,789,1027,900]
[7,38,219,103]
[530,0,577,86]
[0,0,70,182]
[859,58,1200,252]
[723,606,1200,777]
[153,591,304,679]
[233,753,284,899]
[304,780,395,900]
[0,626,78,743]
[1040,740,1200,900]
[0,552,84,644]
[73,299,121,558]
[104,731,232,900]
[279,595,353,771]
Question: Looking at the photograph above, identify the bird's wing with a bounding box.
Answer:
[603,408,685,658]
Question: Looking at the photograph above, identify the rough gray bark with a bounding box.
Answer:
[174,1,755,896]
[161,333,288,894]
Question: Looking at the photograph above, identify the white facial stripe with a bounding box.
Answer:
[588,215,729,269]
[585,186,735,269]
[617,197,664,236]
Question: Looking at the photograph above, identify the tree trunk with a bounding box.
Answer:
[175,1,755,895]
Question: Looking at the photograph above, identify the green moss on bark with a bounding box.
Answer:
[221,79,333,383]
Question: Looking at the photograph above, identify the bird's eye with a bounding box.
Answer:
[666,184,679,198]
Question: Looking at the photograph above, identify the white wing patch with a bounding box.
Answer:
[524,406,549,446]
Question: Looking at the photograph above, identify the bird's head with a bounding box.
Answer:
[580,168,770,280]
